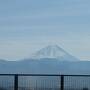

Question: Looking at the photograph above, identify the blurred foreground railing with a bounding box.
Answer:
[0,74,90,90]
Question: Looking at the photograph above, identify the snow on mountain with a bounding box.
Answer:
[31,45,79,61]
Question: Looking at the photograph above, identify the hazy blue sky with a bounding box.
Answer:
[0,0,90,60]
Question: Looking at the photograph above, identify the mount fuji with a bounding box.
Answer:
[31,45,79,61]
[0,45,90,74]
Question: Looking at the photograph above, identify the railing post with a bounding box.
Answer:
[14,74,18,90]
[61,75,64,90]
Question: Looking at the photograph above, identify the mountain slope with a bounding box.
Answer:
[31,45,79,61]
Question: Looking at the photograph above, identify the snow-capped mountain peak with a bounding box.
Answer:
[31,45,79,61]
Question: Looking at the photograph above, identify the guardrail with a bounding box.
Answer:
[0,74,90,90]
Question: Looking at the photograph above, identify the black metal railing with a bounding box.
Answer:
[0,74,90,90]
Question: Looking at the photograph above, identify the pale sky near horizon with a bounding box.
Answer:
[0,0,90,61]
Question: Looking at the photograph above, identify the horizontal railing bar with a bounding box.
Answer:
[63,75,90,77]
[0,74,61,76]
[0,74,90,77]
[16,74,61,76]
